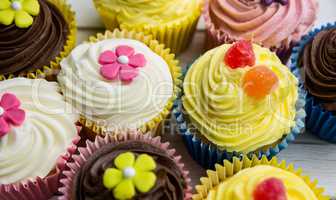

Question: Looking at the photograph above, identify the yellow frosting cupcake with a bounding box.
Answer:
[92,0,203,53]
[182,41,298,153]
[207,166,317,199]
[193,156,330,200]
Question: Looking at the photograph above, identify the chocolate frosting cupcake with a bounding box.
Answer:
[299,28,336,111]
[0,0,68,76]
[72,141,185,200]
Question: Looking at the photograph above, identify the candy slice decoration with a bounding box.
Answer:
[242,65,279,99]
[224,40,256,69]
[253,178,288,200]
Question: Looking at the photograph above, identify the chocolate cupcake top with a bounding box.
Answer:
[0,0,69,76]
[73,140,185,200]
[299,28,336,106]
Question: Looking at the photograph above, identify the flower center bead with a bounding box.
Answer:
[11,1,22,11]
[117,55,129,64]
[0,106,4,116]
[123,167,136,179]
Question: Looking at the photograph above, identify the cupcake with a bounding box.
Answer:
[0,0,76,81]
[57,30,181,136]
[92,0,202,53]
[291,23,336,142]
[0,78,79,200]
[58,131,192,200]
[174,40,305,168]
[193,156,330,200]
[203,0,318,63]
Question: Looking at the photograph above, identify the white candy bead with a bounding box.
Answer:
[117,55,129,64]
[11,1,22,11]
[123,167,136,179]
[0,106,4,116]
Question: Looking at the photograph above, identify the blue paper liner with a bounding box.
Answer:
[173,66,306,169]
[290,22,336,143]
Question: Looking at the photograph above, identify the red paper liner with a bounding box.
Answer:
[58,131,192,200]
[0,133,81,200]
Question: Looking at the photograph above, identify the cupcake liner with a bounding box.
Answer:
[192,155,330,200]
[80,29,182,137]
[92,0,202,54]
[203,0,292,64]
[173,64,306,169]
[0,0,77,81]
[0,134,81,200]
[58,131,192,200]
[290,22,336,142]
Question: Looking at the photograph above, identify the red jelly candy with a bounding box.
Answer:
[224,40,256,69]
[253,178,287,200]
[243,65,279,99]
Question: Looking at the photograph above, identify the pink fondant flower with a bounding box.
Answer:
[0,93,26,137]
[99,45,147,82]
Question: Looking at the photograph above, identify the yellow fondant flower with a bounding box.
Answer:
[0,0,40,28]
[103,152,157,200]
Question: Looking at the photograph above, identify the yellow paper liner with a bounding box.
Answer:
[92,0,202,54]
[192,155,330,200]
[0,0,77,81]
[80,29,182,136]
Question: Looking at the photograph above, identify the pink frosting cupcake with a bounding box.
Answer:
[203,0,318,63]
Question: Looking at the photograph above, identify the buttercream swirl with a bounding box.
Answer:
[205,0,318,48]
[73,141,185,200]
[95,0,201,26]
[0,0,69,75]
[206,165,318,200]
[0,78,78,184]
[298,28,336,110]
[182,43,298,152]
[58,39,173,130]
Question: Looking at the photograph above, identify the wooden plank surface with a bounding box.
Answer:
[74,29,336,198]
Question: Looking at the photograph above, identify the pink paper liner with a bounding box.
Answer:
[58,131,193,200]
[0,126,82,200]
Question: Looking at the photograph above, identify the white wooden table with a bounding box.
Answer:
[52,1,336,198]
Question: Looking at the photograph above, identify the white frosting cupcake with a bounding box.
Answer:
[57,39,173,130]
[0,78,79,184]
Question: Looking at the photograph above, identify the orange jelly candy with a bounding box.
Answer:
[242,65,279,99]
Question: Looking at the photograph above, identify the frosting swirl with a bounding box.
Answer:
[298,28,336,110]
[73,141,185,200]
[0,78,78,184]
[205,0,318,47]
[206,165,318,200]
[58,39,173,130]
[0,0,69,75]
[182,43,298,152]
[95,0,201,26]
